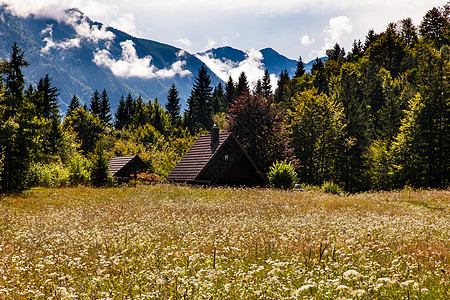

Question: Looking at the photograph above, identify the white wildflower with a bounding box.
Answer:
[400,280,415,288]
[343,269,363,280]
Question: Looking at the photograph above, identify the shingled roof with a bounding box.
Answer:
[166,128,266,186]
[108,155,146,178]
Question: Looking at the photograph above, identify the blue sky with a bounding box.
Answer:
[2,0,445,61]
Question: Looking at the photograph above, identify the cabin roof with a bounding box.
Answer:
[166,132,231,182]
[109,155,144,177]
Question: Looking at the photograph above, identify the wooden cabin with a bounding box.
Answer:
[166,126,267,186]
[108,155,146,182]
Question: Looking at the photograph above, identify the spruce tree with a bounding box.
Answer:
[262,69,272,99]
[67,94,80,117]
[311,59,328,95]
[90,90,101,117]
[99,89,112,125]
[211,82,225,114]
[36,74,60,120]
[294,56,305,78]
[186,65,213,131]
[166,84,181,126]
[115,95,127,130]
[0,43,35,193]
[224,76,236,110]
[236,71,249,97]
[274,69,290,106]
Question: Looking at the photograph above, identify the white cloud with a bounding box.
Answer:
[301,35,315,46]
[93,40,191,79]
[205,39,217,50]
[176,37,192,50]
[40,24,81,54]
[196,48,272,90]
[109,12,137,36]
[63,9,115,43]
[312,15,353,58]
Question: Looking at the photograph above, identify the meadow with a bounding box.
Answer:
[0,185,449,299]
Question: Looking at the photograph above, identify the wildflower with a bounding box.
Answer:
[343,269,363,280]
[400,280,415,288]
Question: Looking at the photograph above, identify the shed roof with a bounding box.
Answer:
[167,132,231,182]
[109,155,144,176]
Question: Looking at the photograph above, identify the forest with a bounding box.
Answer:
[0,4,448,193]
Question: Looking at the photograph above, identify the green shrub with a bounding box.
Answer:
[68,153,91,185]
[321,181,343,194]
[27,162,70,188]
[267,160,298,189]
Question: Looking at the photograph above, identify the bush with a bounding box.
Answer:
[68,153,91,185]
[27,162,70,188]
[267,160,298,189]
[321,181,343,194]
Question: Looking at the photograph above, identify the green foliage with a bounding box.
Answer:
[27,162,70,188]
[321,181,343,194]
[286,88,347,185]
[267,160,298,189]
[185,65,213,131]
[364,140,394,190]
[67,152,91,185]
[63,107,104,154]
[90,148,110,187]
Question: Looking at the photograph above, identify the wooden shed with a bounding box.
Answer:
[108,155,147,182]
[166,126,267,186]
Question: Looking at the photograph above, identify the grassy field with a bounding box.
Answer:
[0,185,449,299]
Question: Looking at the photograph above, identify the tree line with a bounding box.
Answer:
[0,4,448,193]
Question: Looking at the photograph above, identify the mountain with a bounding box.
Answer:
[0,7,222,112]
[0,7,326,114]
[196,46,325,79]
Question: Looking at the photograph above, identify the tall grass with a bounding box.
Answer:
[0,185,449,298]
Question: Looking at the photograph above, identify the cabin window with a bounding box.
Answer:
[224,154,229,161]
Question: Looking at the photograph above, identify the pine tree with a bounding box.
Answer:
[90,90,101,117]
[211,82,225,114]
[254,79,263,97]
[3,42,29,119]
[67,94,80,117]
[90,147,110,187]
[99,89,112,125]
[0,43,35,193]
[35,74,60,120]
[262,69,272,99]
[125,93,135,123]
[274,69,290,107]
[420,6,450,50]
[186,65,213,131]
[166,84,181,126]
[400,18,418,47]
[236,72,249,97]
[224,76,236,110]
[294,56,305,78]
[311,58,328,95]
[115,95,127,130]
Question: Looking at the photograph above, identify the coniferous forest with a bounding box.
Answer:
[0,5,448,193]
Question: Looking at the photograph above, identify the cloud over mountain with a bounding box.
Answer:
[196,48,268,88]
[93,40,192,79]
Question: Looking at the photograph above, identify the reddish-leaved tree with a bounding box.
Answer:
[227,89,290,174]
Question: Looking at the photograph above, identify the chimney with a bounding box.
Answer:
[211,124,219,146]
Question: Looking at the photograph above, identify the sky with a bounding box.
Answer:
[1,0,445,62]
